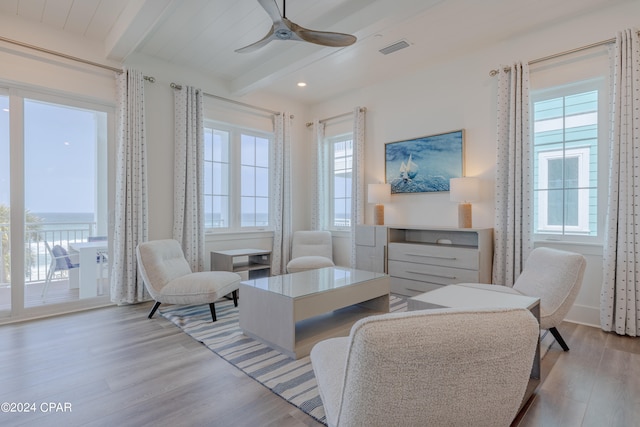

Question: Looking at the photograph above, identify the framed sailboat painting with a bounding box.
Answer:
[385,129,464,194]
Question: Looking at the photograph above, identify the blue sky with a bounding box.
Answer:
[1,97,99,214]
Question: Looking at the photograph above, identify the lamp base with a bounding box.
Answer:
[373,204,385,225]
[458,203,472,228]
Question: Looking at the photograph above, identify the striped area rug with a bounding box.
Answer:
[160,296,408,425]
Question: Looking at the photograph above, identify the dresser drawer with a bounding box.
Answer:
[388,242,479,270]
[388,260,479,286]
[391,277,442,297]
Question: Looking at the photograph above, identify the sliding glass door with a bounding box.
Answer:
[0,88,112,319]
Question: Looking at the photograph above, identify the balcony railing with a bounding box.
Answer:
[0,222,96,285]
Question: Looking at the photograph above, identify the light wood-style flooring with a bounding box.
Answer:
[0,302,639,427]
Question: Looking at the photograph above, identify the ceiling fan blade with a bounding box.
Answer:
[235,26,277,53]
[257,0,283,24]
[235,0,356,53]
[289,21,357,47]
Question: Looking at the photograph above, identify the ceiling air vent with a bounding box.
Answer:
[379,39,410,55]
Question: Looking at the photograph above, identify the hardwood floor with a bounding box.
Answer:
[0,302,638,427]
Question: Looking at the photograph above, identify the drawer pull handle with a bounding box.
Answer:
[404,253,457,261]
[406,270,456,280]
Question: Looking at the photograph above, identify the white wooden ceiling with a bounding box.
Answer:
[0,0,631,104]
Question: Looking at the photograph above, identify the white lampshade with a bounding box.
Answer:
[368,183,391,204]
[449,177,479,203]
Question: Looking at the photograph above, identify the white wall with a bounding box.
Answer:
[306,1,640,327]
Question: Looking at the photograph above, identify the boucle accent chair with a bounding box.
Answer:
[136,239,241,322]
[458,247,586,351]
[286,230,335,273]
[310,308,539,427]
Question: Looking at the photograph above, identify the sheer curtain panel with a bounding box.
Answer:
[601,29,640,336]
[110,68,149,304]
[271,113,292,275]
[493,63,533,286]
[350,107,366,267]
[311,120,329,230]
[173,85,205,271]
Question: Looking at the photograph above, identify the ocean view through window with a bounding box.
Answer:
[204,121,272,231]
[0,90,111,315]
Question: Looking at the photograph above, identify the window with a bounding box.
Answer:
[204,121,272,231]
[532,87,600,239]
[329,134,353,229]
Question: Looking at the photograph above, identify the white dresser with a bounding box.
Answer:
[355,225,493,297]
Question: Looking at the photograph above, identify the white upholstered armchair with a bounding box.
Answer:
[458,247,586,351]
[310,307,539,427]
[137,239,241,322]
[286,230,335,273]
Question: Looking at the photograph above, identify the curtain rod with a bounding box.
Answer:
[305,107,366,127]
[0,35,156,82]
[170,82,279,115]
[488,30,640,76]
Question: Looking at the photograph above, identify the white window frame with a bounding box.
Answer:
[537,147,590,234]
[327,133,353,231]
[204,120,274,233]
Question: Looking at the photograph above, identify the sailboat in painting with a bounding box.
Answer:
[399,154,419,181]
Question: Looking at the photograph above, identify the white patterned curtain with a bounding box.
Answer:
[601,29,640,336]
[311,119,329,230]
[350,107,366,267]
[493,63,533,286]
[110,68,149,304]
[272,112,292,275]
[173,85,205,272]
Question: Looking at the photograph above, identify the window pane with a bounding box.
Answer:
[204,162,213,194]
[241,197,255,227]
[546,189,563,226]
[204,129,213,161]
[241,166,255,196]
[565,157,579,188]
[256,197,268,226]
[565,188,579,226]
[256,167,269,197]
[548,158,563,189]
[241,134,255,165]
[204,126,230,229]
[334,199,347,228]
[213,130,229,162]
[334,175,346,198]
[255,137,269,168]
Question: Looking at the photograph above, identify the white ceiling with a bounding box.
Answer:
[0,0,631,104]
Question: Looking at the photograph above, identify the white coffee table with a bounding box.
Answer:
[408,284,541,408]
[239,267,390,359]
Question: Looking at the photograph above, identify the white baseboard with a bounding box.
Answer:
[565,303,600,328]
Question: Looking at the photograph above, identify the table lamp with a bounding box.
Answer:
[368,183,391,225]
[449,177,479,228]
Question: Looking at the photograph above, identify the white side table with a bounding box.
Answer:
[210,248,271,280]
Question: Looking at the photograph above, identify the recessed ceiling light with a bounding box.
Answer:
[297,82,307,87]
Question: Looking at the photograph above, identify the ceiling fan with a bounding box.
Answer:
[235,0,357,53]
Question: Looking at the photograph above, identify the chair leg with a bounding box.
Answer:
[148,301,161,319]
[209,303,217,322]
[549,327,569,351]
[232,290,238,307]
